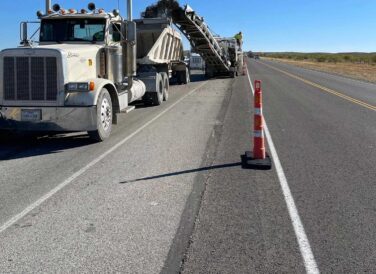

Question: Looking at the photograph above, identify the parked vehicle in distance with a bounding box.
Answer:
[189,53,205,70]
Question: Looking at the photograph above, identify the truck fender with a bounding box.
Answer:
[92,79,118,107]
[138,72,163,94]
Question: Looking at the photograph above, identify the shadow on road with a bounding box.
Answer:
[188,71,236,82]
[119,162,242,184]
[169,71,206,86]
[0,131,95,161]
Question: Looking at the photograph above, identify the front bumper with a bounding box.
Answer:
[0,106,97,132]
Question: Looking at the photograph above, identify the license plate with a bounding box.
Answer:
[21,109,42,121]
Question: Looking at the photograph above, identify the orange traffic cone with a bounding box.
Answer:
[243,80,272,170]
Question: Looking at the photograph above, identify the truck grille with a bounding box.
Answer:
[3,57,57,101]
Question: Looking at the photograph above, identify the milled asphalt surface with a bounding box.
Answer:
[0,59,375,273]
[181,64,305,273]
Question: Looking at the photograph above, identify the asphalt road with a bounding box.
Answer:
[0,60,375,273]
[182,60,376,273]
[0,72,229,272]
[246,59,376,272]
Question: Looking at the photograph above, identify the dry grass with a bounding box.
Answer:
[264,57,376,83]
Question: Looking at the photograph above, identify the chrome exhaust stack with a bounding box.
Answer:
[45,0,51,14]
[127,0,132,21]
[122,0,137,90]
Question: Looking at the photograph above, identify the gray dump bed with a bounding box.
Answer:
[135,18,184,65]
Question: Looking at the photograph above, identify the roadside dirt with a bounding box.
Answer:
[264,57,376,83]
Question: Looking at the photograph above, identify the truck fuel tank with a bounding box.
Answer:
[128,78,146,103]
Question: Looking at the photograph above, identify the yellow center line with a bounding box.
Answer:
[258,61,376,112]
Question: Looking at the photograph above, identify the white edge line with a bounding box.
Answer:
[246,63,320,274]
[0,81,208,234]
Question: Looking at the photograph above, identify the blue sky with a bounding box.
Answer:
[0,0,375,52]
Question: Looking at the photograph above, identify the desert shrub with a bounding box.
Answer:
[343,55,352,62]
[316,56,326,62]
[295,55,305,60]
[327,56,339,63]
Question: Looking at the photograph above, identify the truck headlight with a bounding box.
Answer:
[66,82,89,92]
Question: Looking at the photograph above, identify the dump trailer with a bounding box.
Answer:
[0,0,189,141]
[136,18,190,87]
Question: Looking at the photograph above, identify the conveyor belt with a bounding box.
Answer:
[170,5,230,73]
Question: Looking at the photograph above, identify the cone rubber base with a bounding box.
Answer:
[242,151,272,170]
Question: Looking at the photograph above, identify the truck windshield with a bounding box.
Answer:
[40,18,106,42]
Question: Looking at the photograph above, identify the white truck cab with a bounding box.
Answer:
[0,1,186,141]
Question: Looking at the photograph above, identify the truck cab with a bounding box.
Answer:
[0,6,130,140]
[0,2,185,141]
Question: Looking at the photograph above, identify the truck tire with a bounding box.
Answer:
[182,67,190,84]
[144,77,163,106]
[177,68,190,85]
[88,88,113,142]
[163,76,169,101]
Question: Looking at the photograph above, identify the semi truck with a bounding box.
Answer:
[0,0,190,141]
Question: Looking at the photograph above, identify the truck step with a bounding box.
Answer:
[113,106,136,125]
[120,106,136,113]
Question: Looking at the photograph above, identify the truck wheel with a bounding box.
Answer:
[182,67,190,84]
[147,78,163,106]
[88,88,112,142]
[163,77,169,101]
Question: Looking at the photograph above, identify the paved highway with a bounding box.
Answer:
[0,59,375,273]
[245,59,376,273]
